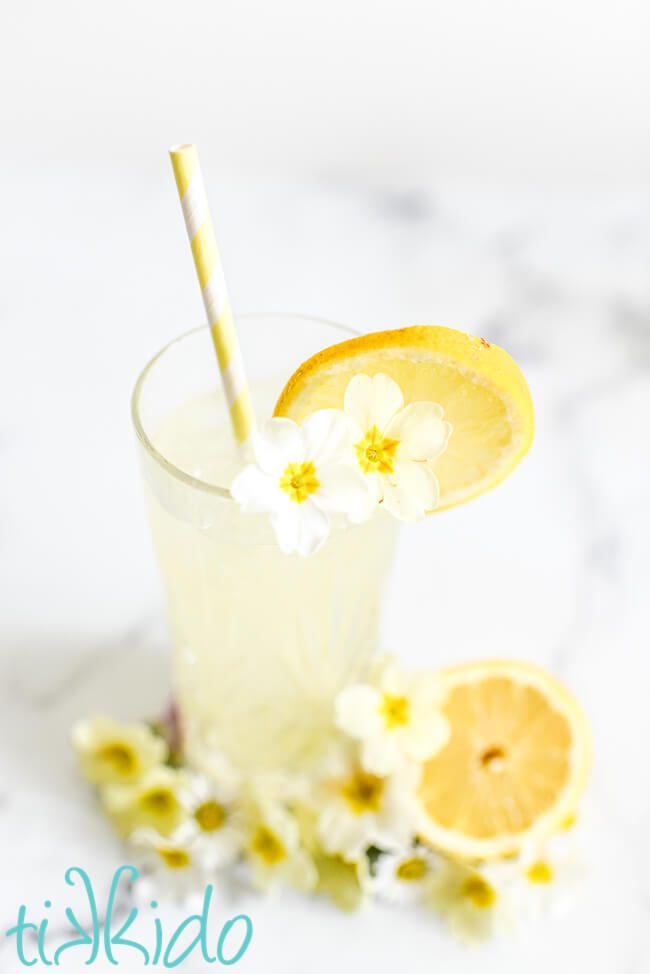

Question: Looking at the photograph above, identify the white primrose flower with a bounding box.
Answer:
[313,741,422,860]
[517,818,589,920]
[130,824,217,905]
[372,845,438,906]
[335,655,450,775]
[343,373,451,522]
[183,773,245,868]
[424,858,515,943]
[242,799,317,893]
[231,412,368,556]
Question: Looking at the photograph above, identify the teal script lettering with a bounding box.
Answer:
[5,867,253,968]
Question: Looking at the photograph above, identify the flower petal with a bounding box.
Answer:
[387,403,451,462]
[370,374,405,431]
[271,499,331,557]
[269,496,301,553]
[386,759,423,799]
[283,850,318,891]
[230,464,279,512]
[360,733,404,776]
[335,685,384,739]
[253,418,304,475]
[343,373,375,432]
[404,714,450,762]
[317,804,373,859]
[344,373,404,434]
[316,740,357,779]
[301,409,355,466]
[297,501,331,556]
[259,801,300,849]
[185,751,241,803]
[381,462,439,521]
[409,672,448,710]
[370,814,414,854]
[315,464,370,517]
[373,655,409,696]
[348,471,382,523]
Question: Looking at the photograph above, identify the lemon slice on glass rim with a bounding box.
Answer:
[418,660,591,861]
[273,325,534,512]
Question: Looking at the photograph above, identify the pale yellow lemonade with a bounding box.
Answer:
[141,387,397,773]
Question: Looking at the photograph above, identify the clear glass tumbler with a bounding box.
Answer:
[132,314,398,774]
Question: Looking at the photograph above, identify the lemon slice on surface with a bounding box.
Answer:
[274,326,534,512]
[418,660,591,861]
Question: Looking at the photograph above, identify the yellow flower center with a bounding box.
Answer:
[139,788,177,816]
[526,860,554,884]
[396,856,427,881]
[98,742,136,775]
[381,693,410,728]
[354,426,399,475]
[341,771,384,814]
[157,847,191,870]
[279,461,320,503]
[250,826,286,865]
[460,875,498,909]
[194,800,226,833]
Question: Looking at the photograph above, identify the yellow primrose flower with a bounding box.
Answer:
[243,800,317,893]
[294,805,369,912]
[343,372,451,522]
[424,859,512,943]
[335,655,450,775]
[313,851,370,912]
[71,715,168,786]
[102,766,189,837]
[314,742,421,860]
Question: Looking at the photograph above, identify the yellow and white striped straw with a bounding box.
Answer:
[169,143,254,445]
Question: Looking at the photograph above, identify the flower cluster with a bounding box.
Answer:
[231,373,452,556]
[71,656,586,942]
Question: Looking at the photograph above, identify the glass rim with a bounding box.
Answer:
[131,312,358,499]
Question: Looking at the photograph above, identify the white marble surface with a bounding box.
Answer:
[1,169,649,972]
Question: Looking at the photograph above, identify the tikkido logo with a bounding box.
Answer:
[5,866,253,968]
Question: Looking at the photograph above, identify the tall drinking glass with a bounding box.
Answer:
[132,314,397,773]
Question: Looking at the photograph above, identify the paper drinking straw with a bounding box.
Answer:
[169,143,254,445]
